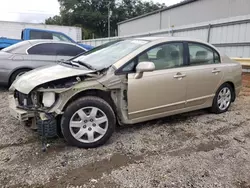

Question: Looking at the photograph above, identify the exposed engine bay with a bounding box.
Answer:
[14,73,102,112]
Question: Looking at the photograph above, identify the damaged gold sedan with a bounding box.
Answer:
[9,37,242,148]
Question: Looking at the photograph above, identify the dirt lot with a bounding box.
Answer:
[0,74,250,188]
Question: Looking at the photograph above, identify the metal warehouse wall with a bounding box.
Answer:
[118,0,250,36]
[81,15,250,58]
[0,21,82,41]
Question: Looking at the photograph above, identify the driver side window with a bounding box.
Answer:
[138,42,184,70]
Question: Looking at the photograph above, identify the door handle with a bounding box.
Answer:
[212,69,221,74]
[173,73,186,79]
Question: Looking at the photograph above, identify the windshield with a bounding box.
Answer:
[83,40,122,56]
[53,33,72,42]
[69,40,121,61]
[72,39,148,70]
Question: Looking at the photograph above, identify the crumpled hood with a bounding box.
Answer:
[10,64,95,94]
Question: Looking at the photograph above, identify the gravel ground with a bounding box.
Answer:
[0,75,250,188]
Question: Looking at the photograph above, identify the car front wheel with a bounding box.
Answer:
[211,83,233,114]
[61,96,116,148]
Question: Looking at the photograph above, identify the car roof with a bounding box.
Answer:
[134,36,206,43]
[27,39,76,45]
[2,40,83,54]
[5,39,80,47]
[132,36,219,52]
[133,37,164,41]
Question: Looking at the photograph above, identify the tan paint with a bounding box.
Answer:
[127,67,187,119]
[184,64,225,107]
[10,37,242,126]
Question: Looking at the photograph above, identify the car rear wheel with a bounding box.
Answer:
[211,83,233,114]
[61,96,116,148]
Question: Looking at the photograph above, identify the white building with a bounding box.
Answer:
[118,0,250,36]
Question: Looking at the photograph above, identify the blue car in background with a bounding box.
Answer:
[0,28,93,50]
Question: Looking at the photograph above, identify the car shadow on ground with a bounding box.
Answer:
[0,86,8,91]
[116,109,208,132]
[39,108,209,152]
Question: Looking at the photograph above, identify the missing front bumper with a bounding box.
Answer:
[37,114,58,138]
[9,95,35,121]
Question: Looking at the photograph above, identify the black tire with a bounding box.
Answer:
[210,83,233,114]
[61,96,116,148]
[9,69,31,85]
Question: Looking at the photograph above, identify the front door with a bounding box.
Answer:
[185,42,224,107]
[127,42,187,120]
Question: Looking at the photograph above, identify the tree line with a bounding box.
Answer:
[45,0,166,39]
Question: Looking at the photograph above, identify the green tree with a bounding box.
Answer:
[45,0,165,39]
[45,15,63,25]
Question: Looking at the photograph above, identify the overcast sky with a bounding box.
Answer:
[0,0,182,23]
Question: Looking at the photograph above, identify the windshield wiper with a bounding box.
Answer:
[72,60,95,70]
[60,60,79,67]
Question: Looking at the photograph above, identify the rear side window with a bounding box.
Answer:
[188,43,220,66]
[27,43,85,56]
[28,43,57,55]
[54,44,86,56]
[30,30,53,40]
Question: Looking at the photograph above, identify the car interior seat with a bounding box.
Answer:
[156,49,165,59]
[195,51,208,64]
[170,50,181,67]
[154,49,166,69]
[138,52,149,62]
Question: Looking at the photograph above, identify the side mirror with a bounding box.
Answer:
[135,61,155,79]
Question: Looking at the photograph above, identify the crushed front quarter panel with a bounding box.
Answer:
[48,79,108,114]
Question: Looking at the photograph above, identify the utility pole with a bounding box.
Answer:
[108,2,111,38]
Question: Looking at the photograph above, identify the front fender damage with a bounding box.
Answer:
[50,79,108,114]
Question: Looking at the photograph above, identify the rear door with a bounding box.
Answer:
[185,42,224,107]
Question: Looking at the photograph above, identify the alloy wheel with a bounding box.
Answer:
[217,87,231,111]
[69,106,108,143]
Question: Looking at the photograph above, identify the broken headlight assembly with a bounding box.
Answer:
[42,92,56,108]
[30,91,57,109]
